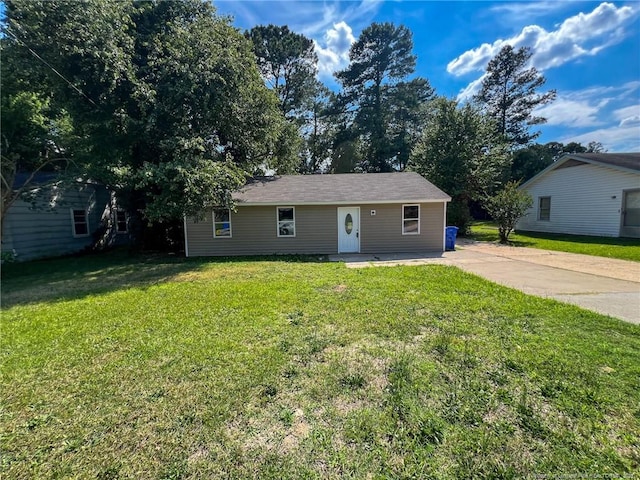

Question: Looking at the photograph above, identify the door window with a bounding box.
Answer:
[345,213,353,234]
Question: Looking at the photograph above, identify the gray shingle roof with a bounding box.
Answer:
[12,172,59,188]
[234,172,451,205]
[567,153,640,172]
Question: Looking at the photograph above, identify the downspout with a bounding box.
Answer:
[183,215,189,258]
[442,201,447,252]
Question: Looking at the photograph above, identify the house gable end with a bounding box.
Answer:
[519,153,640,190]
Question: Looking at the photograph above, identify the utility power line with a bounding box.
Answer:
[3,22,99,107]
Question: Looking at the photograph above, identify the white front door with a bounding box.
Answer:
[338,207,360,253]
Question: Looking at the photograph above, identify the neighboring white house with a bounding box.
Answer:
[517,153,640,238]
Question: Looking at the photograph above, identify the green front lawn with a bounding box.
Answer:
[2,253,639,479]
[468,220,640,262]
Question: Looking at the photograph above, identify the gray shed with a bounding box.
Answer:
[183,172,451,256]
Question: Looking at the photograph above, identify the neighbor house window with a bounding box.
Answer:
[277,207,295,237]
[402,204,420,235]
[213,208,231,238]
[71,209,89,237]
[115,209,128,233]
[538,197,551,221]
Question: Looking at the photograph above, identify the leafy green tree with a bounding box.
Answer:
[0,90,72,223]
[511,141,606,182]
[245,24,318,120]
[299,82,335,173]
[330,138,363,174]
[475,45,556,147]
[586,141,605,153]
[0,34,77,225]
[510,143,555,182]
[562,141,605,155]
[3,0,295,226]
[484,181,533,243]
[245,25,331,173]
[409,97,510,231]
[388,78,435,171]
[328,105,363,174]
[335,22,431,172]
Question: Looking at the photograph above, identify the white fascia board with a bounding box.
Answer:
[234,199,451,207]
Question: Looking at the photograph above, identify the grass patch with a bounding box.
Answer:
[2,253,639,478]
[468,220,640,261]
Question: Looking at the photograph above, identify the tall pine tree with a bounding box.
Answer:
[335,22,432,172]
[475,45,556,147]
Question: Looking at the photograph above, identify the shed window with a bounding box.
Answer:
[71,209,89,237]
[402,204,420,235]
[538,197,551,221]
[277,207,295,237]
[213,208,231,238]
[115,209,128,233]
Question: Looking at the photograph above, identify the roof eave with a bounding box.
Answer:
[234,198,451,206]
[568,154,640,175]
[518,153,640,190]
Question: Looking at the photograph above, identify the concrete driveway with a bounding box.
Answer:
[329,240,640,324]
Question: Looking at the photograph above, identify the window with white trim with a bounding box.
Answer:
[538,197,551,221]
[213,208,231,237]
[71,209,89,237]
[115,209,128,233]
[402,204,420,235]
[277,207,295,237]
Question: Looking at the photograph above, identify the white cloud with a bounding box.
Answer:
[549,82,640,152]
[535,99,602,128]
[489,1,569,19]
[456,75,485,102]
[216,0,381,40]
[619,115,640,127]
[302,1,382,77]
[532,85,631,128]
[562,125,640,152]
[314,21,356,76]
[613,105,640,127]
[298,0,382,38]
[216,1,382,80]
[448,2,637,76]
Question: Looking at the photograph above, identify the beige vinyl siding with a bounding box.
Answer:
[185,202,446,256]
[186,205,338,256]
[517,163,640,237]
[360,203,444,253]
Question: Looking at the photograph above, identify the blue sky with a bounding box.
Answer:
[215,0,640,152]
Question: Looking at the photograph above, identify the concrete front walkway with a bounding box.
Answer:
[329,241,640,324]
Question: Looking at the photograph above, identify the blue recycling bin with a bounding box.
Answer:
[445,226,459,251]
